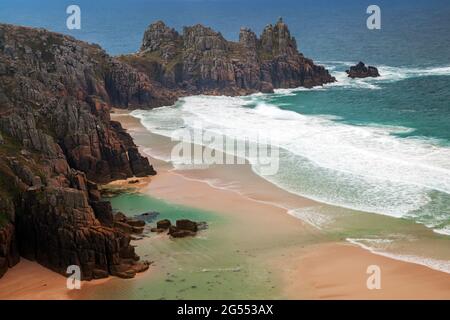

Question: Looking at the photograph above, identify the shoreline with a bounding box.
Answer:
[112,110,450,299]
[1,110,448,300]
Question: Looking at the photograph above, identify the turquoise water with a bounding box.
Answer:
[106,192,222,223]
[131,59,450,235]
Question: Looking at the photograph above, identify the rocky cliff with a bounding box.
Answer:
[0,23,165,279]
[121,18,335,95]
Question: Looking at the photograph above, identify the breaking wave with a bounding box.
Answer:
[132,93,450,235]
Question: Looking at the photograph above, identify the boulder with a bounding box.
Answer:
[126,219,146,227]
[156,219,171,229]
[166,219,208,238]
[176,219,198,232]
[346,62,380,78]
[168,226,196,238]
[132,226,145,234]
[113,213,146,235]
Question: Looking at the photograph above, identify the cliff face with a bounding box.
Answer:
[0,24,162,279]
[123,18,335,94]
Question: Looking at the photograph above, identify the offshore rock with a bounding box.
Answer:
[124,18,335,95]
[346,61,380,78]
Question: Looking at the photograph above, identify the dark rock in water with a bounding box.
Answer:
[176,219,198,232]
[150,219,207,237]
[134,211,160,223]
[346,62,380,78]
[168,226,196,238]
[156,219,172,229]
[113,212,145,234]
[127,219,146,228]
[131,226,145,234]
[114,212,128,222]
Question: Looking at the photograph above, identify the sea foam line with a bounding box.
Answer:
[346,238,450,274]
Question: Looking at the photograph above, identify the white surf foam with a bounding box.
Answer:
[346,238,450,274]
[312,61,450,91]
[132,95,450,231]
[288,207,333,230]
[433,226,450,236]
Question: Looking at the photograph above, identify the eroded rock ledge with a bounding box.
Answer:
[346,61,380,78]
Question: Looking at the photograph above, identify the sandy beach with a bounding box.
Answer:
[1,110,449,300]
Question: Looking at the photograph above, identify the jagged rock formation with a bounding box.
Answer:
[0,23,163,279]
[121,18,335,95]
[151,219,208,238]
[346,61,380,78]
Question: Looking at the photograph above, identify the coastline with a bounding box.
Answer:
[1,110,448,300]
[110,110,450,299]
